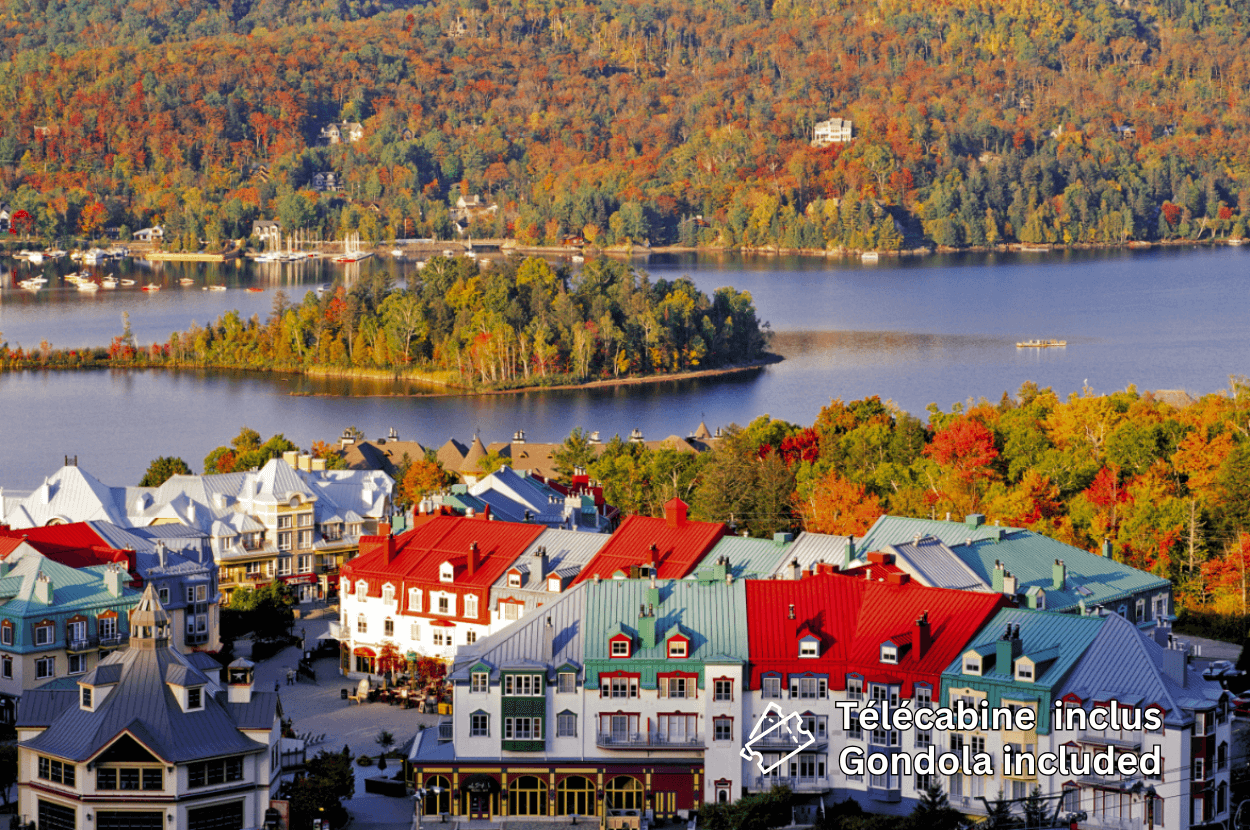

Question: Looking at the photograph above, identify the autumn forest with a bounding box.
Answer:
[2,0,1250,250]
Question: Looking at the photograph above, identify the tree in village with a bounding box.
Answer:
[138,456,193,487]
[794,469,883,536]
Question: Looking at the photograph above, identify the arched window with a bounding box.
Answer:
[509,775,547,816]
[382,583,395,603]
[606,776,643,811]
[356,579,368,597]
[557,776,595,816]
[424,776,452,815]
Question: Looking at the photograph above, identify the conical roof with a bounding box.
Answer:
[130,583,171,649]
[460,434,488,473]
[694,421,712,440]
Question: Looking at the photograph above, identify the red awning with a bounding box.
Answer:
[353,646,377,657]
[281,574,317,585]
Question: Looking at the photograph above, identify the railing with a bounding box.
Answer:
[66,636,96,652]
[99,633,128,648]
[750,776,830,793]
[748,733,828,750]
[1078,732,1142,749]
[438,722,454,741]
[596,732,704,749]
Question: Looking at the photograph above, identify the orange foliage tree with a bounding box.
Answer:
[793,470,882,536]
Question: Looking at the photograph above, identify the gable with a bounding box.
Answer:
[94,733,164,765]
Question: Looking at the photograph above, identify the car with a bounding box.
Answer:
[1233,694,1250,719]
[1202,659,1240,679]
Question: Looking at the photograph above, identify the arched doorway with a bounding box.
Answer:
[605,776,643,811]
[424,775,452,816]
[557,775,596,816]
[509,775,548,816]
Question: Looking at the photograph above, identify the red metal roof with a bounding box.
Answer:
[571,499,724,585]
[0,523,136,571]
[344,515,544,588]
[745,573,1010,698]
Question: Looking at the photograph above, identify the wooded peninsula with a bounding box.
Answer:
[0,257,772,388]
[1,0,1249,251]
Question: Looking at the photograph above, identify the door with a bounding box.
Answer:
[469,793,491,819]
[654,792,676,818]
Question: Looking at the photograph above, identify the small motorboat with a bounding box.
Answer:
[77,281,100,292]
[141,283,161,291]
[179,278,195,286]
[203,285,228,291]
[245,287,264,293]
[102,278,118,289]
[120,279,136,286]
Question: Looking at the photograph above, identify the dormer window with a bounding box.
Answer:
[356,579,368,597]
[1015,660,1034,682]
[187,687,203,709]
[508,571,522,588]
[880,645,897,664]
[81,686,92,708]
[547,576,562,593]
[799,636,819,658]
[382,584,395,603]
[668,638,688,659]
[440,562,455,583]
[963,653,982,676]
[610,634,631,658]
[409,587,422,612]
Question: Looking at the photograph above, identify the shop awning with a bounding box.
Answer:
[353,646,377,657]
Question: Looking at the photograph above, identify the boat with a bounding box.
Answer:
[18,277,45,290]
[203,285,228,291]
[334,233,372,263]
[861,251,880,262]
[141,283,161,291]
[82,248,109,265]
[314,284,329,296]
[1016,339,1067,348]
[45,249,67,260]
[102,278,118,289]
[571,254,585,264]
[246,287,264,293]
[120,279,136,286]
[179,278,195,286]
[77,281,100,292]
[25,251,43,264]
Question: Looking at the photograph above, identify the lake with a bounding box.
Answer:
[1,245,1246,489]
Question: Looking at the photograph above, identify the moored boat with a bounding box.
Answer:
[1016,339,1068,348]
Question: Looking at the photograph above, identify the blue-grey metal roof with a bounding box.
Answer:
[450,582,586,682]
[769,532,852,576]
[699,534,795,579]
[885,538,989,591]
[859,515,1013,551]
[487,528,608,613]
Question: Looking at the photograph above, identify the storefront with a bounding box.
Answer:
[281,573,319,603]
[407,762,701,821]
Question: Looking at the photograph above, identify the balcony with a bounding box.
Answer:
[186,632,211,646]
[66,636,97,653]
[747,733,828,751]
[1078,732,1142,750]
[748,776,831,793]
[595,732,704,750]
[99,633,129,649]
[438,722,454,742]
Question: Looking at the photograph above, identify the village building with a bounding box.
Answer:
[250,220,281,249]
[338,516,544,675]
[812,117,853,146]
[570,499,724,585]
[486,529,609,633]
[0,547,142,724]
[16,585,282,830]
[430,466,614,533]
[320,122,364,145]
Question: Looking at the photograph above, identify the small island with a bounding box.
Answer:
[0,256,775,393]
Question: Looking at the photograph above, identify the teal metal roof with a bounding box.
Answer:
[697,534,794,579]
[859,515,1014,551]
[941,608,1108,734]
[583,578,748,687]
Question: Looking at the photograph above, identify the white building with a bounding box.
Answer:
[812,117,853,146]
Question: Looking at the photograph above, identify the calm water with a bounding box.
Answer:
[0,246,1246,489]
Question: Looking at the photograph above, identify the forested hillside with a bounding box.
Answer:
[2,0,1250,249]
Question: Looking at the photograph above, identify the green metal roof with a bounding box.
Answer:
[859,515,1015,551]
[699,535,795,579]
[583,578,748,687]
[941,608,1108,734]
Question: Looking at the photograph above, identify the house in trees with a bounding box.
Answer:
[251,220,281,249]
[812,117,853,146]
[311,172,341,192]
[320,122,364,145]
[133,226,164,242]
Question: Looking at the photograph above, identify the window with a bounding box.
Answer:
[298,530,313,549]
[880,644,897,664]
[1136,599,1146,621]
[409,588,422,612]
[1,657,10,679]
[1016,663,1034,681]
[410,622,421,640]
[503,674,544,696]
[384,619,394,637]
[158,586,170,604]
[0,624,11,646]
[846,715,862,740]
[915,686,933,708]
[35,624,53,646]
[188,757,245,788]
[278,531,293,551]
[68,653,86,675]
[37,757,75,786]
[508,572,522,588]
[471,713,490,737]
[357,615,367,634]
[503,602,522,621]
[382,584,395,603]
[276,557,293,576]
[558,712,578,737]
[440,562,454,582]
[668,639,688,658]
[356,579,368,597]
[1194,758,1205,781]
[916,773,933,793]
[99,617,117,641]
[602,676,639,698]
[611,639,631,658]
[466,630,477,644]
[559,672,576,694]
[81,686,92,707]
[791,677,827,699]
[298,512,313,527]
[36,656,55,679]
[763,676,782,698]
[715,679,733,701]
[465,595,479,618]
[437,595,452,615]
[432,630,446,647]
[472,672,489,693]
[714,717,733,741]
[188,687,203,709]
[971,736,986,754]
[799,639,818,658]
[504,717,542,740]
[278,515,293,529]
[964,659,981,674]
[660,676,690,698]
[847,677,864,700]
[915,729,932,749]
[68,620,86,644]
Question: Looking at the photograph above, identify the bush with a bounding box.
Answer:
[356,755,373,766]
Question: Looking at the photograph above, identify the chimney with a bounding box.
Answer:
[887,572,910,585]
[773,532,793,547]
[1101,538,1112,558]
[639,604,656,649]
[992,560,1005,593]
[664,499,688,528]
[311,457,327,472]
[913,611,931,659]
[1160,640,1187,687]
[649,543,659,574]
[1052,559,1066,591]
[105,565,124,598]
[385,533,397,564]
[380,522,392,537]
[788,558,801,581]
[965,513,985,528]
[282,449,299,467]
[156,541,167,569]
[34,574,53,604]
[845,538,856,568]
[535,545,549,577]
[543,616,555,663]
[1002,570,1018,596]
[1151,615,1173,646]
[788,604,796,620]
[995,622,1023,673]
[467,542,479,577]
